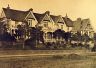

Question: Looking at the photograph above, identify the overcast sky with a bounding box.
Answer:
[0,0,96,31]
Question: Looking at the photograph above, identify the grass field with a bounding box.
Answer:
[0,53,96,68]
[0,50,95,68]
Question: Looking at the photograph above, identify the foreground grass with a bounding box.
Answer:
[0,54,96,68]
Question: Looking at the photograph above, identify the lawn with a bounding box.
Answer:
[0,53,96,68]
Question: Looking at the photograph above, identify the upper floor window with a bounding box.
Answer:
[44,21,48,27]
[27,19,32,27]
[61,25,63,29]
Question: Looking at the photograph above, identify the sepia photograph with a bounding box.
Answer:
[0,0,96,68]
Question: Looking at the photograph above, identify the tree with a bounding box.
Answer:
[53,29,65,39]
[71,31,82,42]
[16,25,25,39]
[30,27,44,43]
[0,32,16,48]
[1,32,16,42]
[82,33,90,42]
[24,27,44,49]
[63,32,71,42]
[53,29,72,43]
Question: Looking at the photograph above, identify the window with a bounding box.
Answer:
[44,33,47,39]
[44,21,48,27]
[44,23,48,27]
[61,25,63,29]
[27,19,32,27]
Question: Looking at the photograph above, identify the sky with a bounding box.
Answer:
[0,0,96,31]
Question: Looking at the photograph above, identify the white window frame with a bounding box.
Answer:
[43,21,48,27]
[27,19,32,27]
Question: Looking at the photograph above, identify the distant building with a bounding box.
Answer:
[72,18,94,38]
[63,14,73,32]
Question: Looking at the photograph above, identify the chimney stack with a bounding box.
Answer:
[7,4,10,9]
[58,15,62,17]
[29,8,33,11]
[45,11,50,15]
[65,13,68,18]
[77,18,81,21]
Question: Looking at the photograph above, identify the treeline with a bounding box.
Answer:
[0,26,94,51]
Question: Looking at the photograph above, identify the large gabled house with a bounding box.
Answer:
[0,6,38,38]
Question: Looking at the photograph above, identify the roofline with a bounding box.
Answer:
[3,8,28,12]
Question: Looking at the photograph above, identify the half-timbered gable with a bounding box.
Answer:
[24,8,38,27]
[34,11,54,33]
[50,15,68,32]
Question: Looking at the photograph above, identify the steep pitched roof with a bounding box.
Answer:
[72,20,81,32]
[50,15,64,24]
[63,17,73,27]
[81,19,90,30]
[3,8,29,22]
[50,15,58,23]
[72,18,94,32]
[33,13,46,23]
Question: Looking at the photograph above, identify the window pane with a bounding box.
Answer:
[61,25,63,29]
[27,19,32,27]
[44,21,48,27]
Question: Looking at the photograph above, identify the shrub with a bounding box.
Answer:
[91,46,96,52]
[24,38,36,49]
[67,53,83,60]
